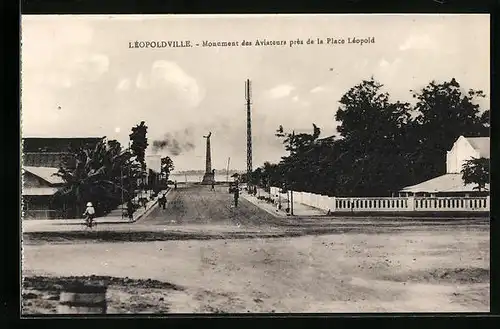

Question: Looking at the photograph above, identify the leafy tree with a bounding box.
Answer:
[333,78,414,195]
[52,138,139,217]
[129,121,149,170]
[275,124,323,192]
[336,78,411,144]
[161,156,175,181]
[461,157,490,191]
[410,78,489,181]
[260,161,283,190]
[251,167,263,187]
[263,77,489,198]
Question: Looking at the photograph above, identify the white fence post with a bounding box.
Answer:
[407,196,415,211]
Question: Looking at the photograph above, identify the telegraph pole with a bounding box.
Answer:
[121,166,124,219]
[245,79,253,191]
[226,157,231,184]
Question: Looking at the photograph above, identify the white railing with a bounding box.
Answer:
[269,187,489,212]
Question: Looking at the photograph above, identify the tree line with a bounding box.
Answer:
[52,121,175,217]
[249,78,490,196]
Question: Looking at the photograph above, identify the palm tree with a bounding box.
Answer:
[52,138,139,218]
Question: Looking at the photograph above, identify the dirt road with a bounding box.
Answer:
[22,185,490,313]
[143,185,277,227]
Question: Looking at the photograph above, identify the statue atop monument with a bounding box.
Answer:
[201,132,215,185]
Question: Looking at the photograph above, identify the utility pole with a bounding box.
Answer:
[226,157,231,184]
[245,79,253,191]
[121,166,124,219]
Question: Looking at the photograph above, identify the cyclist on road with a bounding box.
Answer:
[83,202,96,228]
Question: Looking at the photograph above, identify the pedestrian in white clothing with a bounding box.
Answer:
[83,202,96,228]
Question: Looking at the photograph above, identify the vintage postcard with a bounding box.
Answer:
[21,14,490,314]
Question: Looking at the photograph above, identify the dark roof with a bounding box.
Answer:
[22,137,103,153]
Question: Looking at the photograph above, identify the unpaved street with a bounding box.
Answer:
[22,185,490,313]
[143,185,277,227]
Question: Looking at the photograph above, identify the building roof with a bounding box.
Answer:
[400,173,489,193]
[23,166,65,185]
[464,137,490,158]
[22,137,103,153]
[22,187,60,196]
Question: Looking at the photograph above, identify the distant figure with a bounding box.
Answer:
[160,193,167,209]
[211,182,215,191]
[174,181,178,190]
[127,200,134,221]
[234,188,239,207]
[83,202,96,227]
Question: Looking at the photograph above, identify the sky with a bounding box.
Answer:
[21,14,490,172]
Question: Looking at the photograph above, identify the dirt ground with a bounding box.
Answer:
[22,227,489,314]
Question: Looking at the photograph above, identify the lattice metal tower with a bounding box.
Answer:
[245,79,253,186]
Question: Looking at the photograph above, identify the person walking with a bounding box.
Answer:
[83,202,96,228]
[127,200,134,221]
[234,187,240,207]
[161,193,167,209]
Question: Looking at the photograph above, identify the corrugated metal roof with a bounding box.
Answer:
[465,137,490,158]
[22,187,59,196]
[23,166,65,185]
[400,173,489,193]
[22,137,103,153]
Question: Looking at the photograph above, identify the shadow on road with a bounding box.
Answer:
[22,221,488,244]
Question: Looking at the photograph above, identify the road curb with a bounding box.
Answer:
[241,194,287,218]
[132,188,172,223]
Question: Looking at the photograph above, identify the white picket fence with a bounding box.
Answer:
[269,187,489,212]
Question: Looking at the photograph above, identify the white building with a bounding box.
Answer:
[145,154,162,174]
[400,136,489,196]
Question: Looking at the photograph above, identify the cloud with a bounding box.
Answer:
[135,71,149,89]
[292,95,299,102]
[374,58,403,82]
[116,78,131,91]
[72,54,110,82]
[135,60,203,107]
[310,86,326,93]
[22,52,110,90]
[379,59,390,68]
[268,84,295,99]
[22,18,95,71]
[399,34,436,51]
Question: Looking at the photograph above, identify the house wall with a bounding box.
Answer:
[446,136,479,174]
[23,195,67,219]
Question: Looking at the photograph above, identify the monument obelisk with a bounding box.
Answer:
[201,132,215,184]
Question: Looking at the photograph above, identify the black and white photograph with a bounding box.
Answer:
[21,14,490,314]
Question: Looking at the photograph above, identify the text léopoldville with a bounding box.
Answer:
[128,37,376,49]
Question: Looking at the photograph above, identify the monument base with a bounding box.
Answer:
[201,172,215,185]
